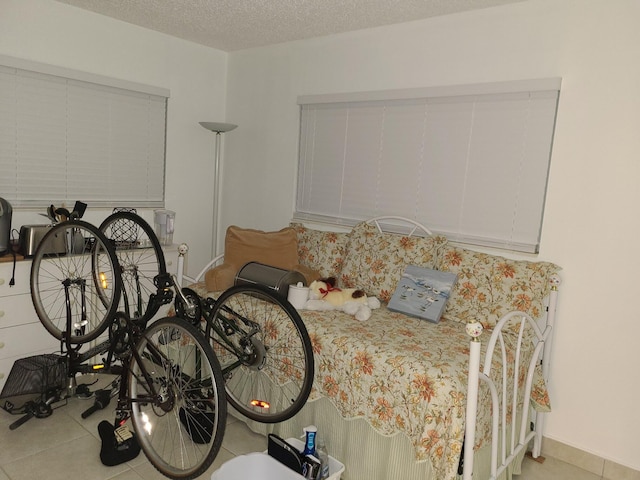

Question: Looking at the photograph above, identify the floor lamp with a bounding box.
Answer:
[200,121,238,259]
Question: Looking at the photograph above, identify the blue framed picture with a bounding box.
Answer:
[388,265,457,323]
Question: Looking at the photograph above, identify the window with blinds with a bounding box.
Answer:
[0,55,169,209]
[295,79,560,253]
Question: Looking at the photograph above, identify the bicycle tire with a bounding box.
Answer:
[205,284,314,423]
[129,317,227,479]
[99,211,166,323]
[30,220,122,344]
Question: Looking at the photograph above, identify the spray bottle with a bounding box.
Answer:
[301,425,321,479]
[302,425,317,456]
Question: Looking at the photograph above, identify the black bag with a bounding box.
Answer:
[267,433,304,474]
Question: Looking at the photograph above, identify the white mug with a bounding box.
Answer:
[287,282,309,310]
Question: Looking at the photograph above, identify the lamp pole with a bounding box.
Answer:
[199,122,238,259]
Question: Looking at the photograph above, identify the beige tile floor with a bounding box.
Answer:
[0,384,602,480]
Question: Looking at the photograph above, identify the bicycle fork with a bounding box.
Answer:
[61,277,88,396]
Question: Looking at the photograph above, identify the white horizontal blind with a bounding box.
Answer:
[295,79,560,252]
[0,56,168,208]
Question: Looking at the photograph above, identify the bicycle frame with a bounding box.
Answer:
[114,326,168,425]
[200,298,262,376]
[23,212,228,479]
[57,267,179,419]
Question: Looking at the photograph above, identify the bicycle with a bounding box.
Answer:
[99,209,167,324]
[27,215,227,480]
[177,283,315,423]
[95,211,315,425]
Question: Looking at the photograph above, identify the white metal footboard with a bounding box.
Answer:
[462,275,560,480]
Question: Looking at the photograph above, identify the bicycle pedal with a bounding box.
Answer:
[32,402,53,419]
[75,383,95,399]
[153,273,173,288]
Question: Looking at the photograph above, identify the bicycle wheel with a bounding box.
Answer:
[205,285,314,423]
[30,220,121,344]
[129,317,226,480]
[99,211,166,323]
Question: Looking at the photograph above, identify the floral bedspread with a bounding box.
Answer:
[178,283,548,480]
[297,306,546,480]
[298,307,470,478]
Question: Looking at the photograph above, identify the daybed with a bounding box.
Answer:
[179,217,561,480]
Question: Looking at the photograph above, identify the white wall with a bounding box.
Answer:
[2,0,638,471]
[0,0,229,274]
[224,0,640,471]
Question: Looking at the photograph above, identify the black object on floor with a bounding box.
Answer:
[179,406,214,444]
[81,389,111,418]
[267,434,304,474]
[98,420,141,466]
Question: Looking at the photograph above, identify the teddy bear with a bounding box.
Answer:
[303,277,380,321]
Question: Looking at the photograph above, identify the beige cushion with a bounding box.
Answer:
[204,263,237,293]
[340,222,448,302]
[224,225,299,270]
[204,225,318,291]
[290,223,350,280]
[437,245,561,329]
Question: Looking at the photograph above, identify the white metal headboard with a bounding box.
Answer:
[366,216,434,237]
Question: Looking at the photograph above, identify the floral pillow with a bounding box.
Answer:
[340,222,448,302]
[437,245,561,329]
[290,223,350,279]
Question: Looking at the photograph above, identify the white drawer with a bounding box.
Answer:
[0,261,32,297]
[0,293,39,328]
[0,322,59,360]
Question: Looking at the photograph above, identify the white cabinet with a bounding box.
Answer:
[0,259,60,392]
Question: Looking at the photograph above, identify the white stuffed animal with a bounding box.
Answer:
[303,277,380,321]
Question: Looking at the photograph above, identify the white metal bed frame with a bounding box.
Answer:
[175,216,560,480]
[368,216,559,479]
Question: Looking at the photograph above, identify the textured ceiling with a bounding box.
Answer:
[53,0,526,52]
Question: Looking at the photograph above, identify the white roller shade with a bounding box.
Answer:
[295,79,560,253]
[0,55,168,209]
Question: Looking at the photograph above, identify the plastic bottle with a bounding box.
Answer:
[316,437,330,479]
[302,425,317,456]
